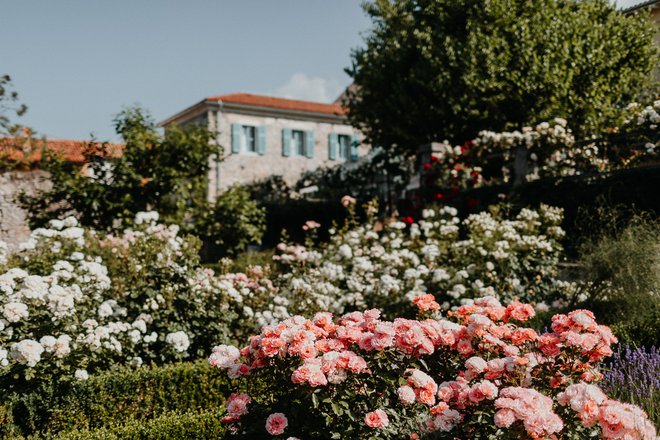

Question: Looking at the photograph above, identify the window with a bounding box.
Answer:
[242,125,257,153]
[292,130,305,156]
[337,134,351,160]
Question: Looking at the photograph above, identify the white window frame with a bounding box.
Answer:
[291,130,305,156]
[337,134,351,160]
[241,125,257,154]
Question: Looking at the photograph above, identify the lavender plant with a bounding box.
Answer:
[601,345,660,426]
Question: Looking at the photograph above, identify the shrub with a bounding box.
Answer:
[575,214,660,346]
[211,295,656,439]
[422,101,660,198]
[1,361,229,437]
[269,201,573,320]
[50,409,226,440]
[196,185,266,258]
[0,213,236,396]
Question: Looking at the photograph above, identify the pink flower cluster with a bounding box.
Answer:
[401,369,438,406]
[494,387,564,437]
[223,393,251,423]
[210,295,656,438]
[364,409,389,428]
[558,383,656,439]
[412,294,440,312]
[550,309,618,362]
[291,350,368,386]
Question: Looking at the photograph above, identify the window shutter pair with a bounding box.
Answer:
[231,123,266,155]
[282,129,314,158]
[328,133,338,160]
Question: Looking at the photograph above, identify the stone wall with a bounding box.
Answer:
[0,170,50,249]
[207,111,368,198]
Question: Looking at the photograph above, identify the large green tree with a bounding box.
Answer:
[346,0,658,154]
[21,106,219,230]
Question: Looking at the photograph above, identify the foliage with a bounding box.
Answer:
[1,361,229,438]
[211,297,656,439]
[268,201,573,321]
[241,175,294,204]
[601,345,660,427]
[346,0,658,155]
[51,409,226,440]
[425,101,660,194]
[0,74,27,136]
[196,185,266,257]
[573,212,660,346]
[20,106,220,231]
[295,148,414,208]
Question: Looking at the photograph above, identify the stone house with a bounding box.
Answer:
[159,93,366,200]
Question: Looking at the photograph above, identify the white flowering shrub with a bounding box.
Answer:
[268,201,574,320]
[0,213,235,392]
[425,101,660,191]
[0,248,148,392]
[212,266,288,342]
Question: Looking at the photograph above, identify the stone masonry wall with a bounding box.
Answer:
[207,111,368,198]
[0,170,50,250]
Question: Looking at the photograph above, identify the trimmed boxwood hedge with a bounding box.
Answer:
[48,409,227,440]
[1,361,230,438]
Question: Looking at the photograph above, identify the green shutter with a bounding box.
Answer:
[350,134,359,161]
[257,126,266,155]
[328,133,338,160]
[231,124,241,153]
[282,128,291,157]
[305,130,314,158]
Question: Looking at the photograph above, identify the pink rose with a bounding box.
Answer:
[364,409,389,428]
[398,385,416,405]
[265,412,288,435]
[494,409,516,428]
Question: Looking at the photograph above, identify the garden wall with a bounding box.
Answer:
[0,170,49,249]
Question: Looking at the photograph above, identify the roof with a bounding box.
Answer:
[207,93,346,116]
[622,0,660,13]
[0,138,122,166]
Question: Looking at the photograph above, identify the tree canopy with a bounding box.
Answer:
[21,106,220,230]
[345,0,658,154]
[0,74,27,136]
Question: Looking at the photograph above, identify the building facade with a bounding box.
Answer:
[159,93,366,199]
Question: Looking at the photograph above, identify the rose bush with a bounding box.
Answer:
[0,213,236,393]
[211,295,656,439]
[267,201,574,321]
[424,100,660,191]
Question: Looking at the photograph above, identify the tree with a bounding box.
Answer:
[346,0,658,155]
[0,74,27,136]
[21,106,221,230]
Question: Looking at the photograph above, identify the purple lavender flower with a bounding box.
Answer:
[601,345,659,425]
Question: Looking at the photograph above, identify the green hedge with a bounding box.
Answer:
[49,409,227,440]
[2,361,230,438]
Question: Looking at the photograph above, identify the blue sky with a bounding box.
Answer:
[0,0,646,141]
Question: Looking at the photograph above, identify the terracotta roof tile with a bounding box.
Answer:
[207,93,346,116]
[0,138,122,165]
